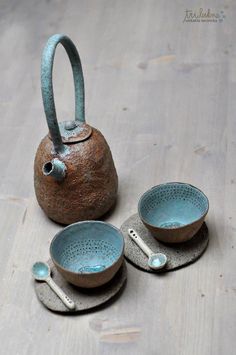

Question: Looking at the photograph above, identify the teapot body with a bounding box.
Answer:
[34,127,118,224]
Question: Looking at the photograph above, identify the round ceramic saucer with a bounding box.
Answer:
[34,259,127,313]
[120,213,209,272]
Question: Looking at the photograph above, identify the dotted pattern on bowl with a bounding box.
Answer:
[58,239,121,273]
[139,183,208,228]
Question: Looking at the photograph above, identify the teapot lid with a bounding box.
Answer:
[48,120,92,144]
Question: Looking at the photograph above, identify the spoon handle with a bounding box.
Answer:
[128,229,153,257]
[46,277,75,310]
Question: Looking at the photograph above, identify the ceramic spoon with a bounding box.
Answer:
[32,261,75,310]
[128,229,167,270]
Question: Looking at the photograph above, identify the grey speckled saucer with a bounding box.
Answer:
[34,260,127,313]
[120,214,209,273]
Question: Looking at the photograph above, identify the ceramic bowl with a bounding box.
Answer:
[138,182,209,243]
[50,221,124,288]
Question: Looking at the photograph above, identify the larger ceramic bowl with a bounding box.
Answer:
[138,182,209,243]
[50,221,124,288]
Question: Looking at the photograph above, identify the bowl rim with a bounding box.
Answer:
[50,220,124,275]
[138,182,209,230]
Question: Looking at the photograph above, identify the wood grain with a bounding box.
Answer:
[0,0,235,354]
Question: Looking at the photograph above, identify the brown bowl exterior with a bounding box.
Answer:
[52,254,124,288]
[141,215,206,243]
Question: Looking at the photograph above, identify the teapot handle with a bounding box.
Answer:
[41,34,85,154]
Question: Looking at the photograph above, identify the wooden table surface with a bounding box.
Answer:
[0,1,235,354]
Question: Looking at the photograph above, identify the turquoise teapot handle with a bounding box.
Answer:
[41,34,85,153]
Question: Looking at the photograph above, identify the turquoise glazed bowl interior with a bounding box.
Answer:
[138,182,209,243]
[50,221,124,288]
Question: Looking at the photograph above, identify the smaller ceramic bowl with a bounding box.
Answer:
[138,182,209,243]
[50,221,124,288]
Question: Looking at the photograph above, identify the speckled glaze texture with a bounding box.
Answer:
[34,128,118,224]
[50,221,124,288]
[138,182,209,243]
[34,34,118,224]
[121,213,209,272]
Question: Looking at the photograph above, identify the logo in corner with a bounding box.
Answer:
[183,8,226,23]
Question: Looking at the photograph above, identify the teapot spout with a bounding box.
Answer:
[43,158,67,182]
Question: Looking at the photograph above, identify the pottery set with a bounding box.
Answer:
[33,34,209,312]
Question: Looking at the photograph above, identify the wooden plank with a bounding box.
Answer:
[0,0,235,354]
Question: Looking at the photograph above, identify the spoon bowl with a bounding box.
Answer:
[148,253,167,270]
[128,229,167,270]
[32,261,50,280]
[32,261,75,310]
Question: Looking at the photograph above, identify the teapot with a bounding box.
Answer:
[34,34,118,224]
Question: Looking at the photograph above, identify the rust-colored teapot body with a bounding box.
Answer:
[34,34,118,224]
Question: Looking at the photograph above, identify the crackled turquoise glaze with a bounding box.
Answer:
[138,182,209,228]
[50,221,124,274]
[41,34,85,154]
